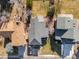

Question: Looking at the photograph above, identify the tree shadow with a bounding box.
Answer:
[0,0,13,13]
[49,32,61,56]
[76,47,79,59]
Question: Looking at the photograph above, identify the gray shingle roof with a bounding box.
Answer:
[61,29,74,39]
[56,16,76,29]
[55,14,79,42]
[62,29,79,41]
[55,29,67,40]
[29,39,41,45]
[29,16,48,45]
[73,29,79,42]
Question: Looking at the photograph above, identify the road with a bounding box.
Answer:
[23,57,60,59]
[0,55,61,59]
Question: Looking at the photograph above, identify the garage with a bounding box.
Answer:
[18,46,25,58]
[28,45,40,56]
[61,39,74,58]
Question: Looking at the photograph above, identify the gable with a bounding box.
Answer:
[62,29,74,39]
[29,39,41,45]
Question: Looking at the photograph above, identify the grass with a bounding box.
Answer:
[32,0,49,16]
[0,47,7,56]
[40,38,53,55]
[54,0,61,16]
[60,0,79,19]
[40,37,61,56]
[54,0,79,19]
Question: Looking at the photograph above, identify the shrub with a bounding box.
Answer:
[26,0,33,10]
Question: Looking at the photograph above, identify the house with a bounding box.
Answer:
[55,14,79,58]
[28,16,49,56]
[10,0,27,58]
[0,0,27,58]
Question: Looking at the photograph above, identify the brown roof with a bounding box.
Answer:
[12,21,27,46]
[9,0,27,46]
[0,19,27,46]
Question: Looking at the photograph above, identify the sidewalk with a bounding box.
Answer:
[23,55,61,59]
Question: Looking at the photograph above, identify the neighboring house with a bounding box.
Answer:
[0,23,14,56]
[0,0,28,59]
[55,14,79,58]
[9,0,27,58]
[0,17,27,58]
[28,16,49,56]
[0,0,27,58]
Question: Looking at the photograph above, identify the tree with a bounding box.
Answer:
[26,0,33,10]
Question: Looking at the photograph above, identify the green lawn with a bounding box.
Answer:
[40,38,53,55]
[40,38,61,55]
[55,0,79,19]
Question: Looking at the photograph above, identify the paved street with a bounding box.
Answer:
[23,56,60,59]
[23,55,60,59]
[0,55,61,59]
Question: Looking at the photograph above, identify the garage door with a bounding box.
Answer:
[62,43,74,58]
